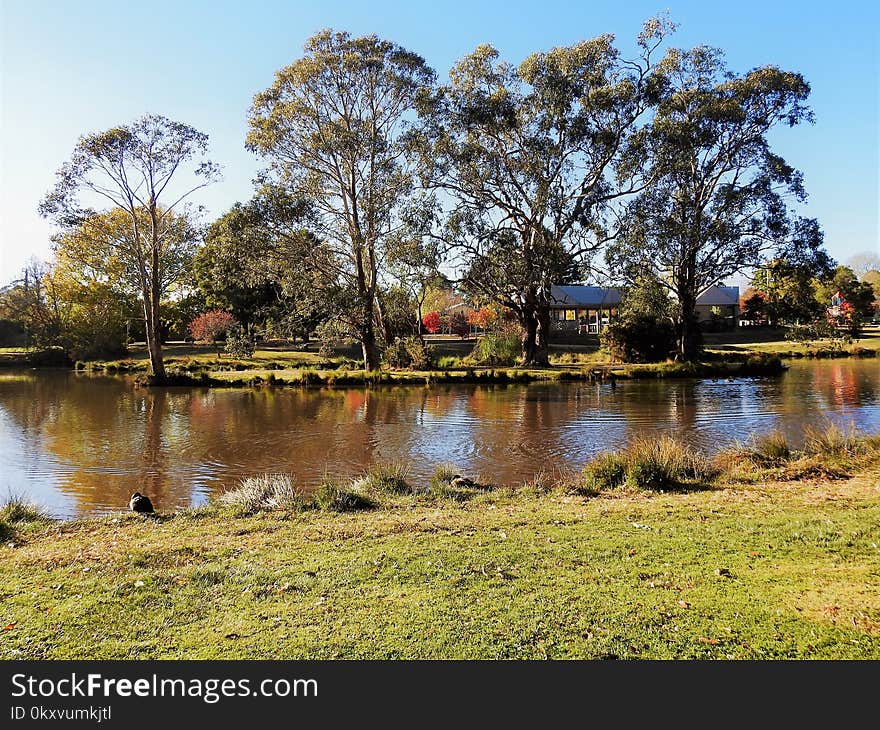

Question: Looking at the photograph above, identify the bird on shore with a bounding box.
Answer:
[129,492,154,514]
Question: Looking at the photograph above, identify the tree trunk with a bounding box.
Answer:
[533,302,552,367]
[519,313,538,366]
[360,297,381,371]
[143,290,166,380]
[675,290,701,361]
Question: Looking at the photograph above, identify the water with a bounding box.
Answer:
[0,359,877,519]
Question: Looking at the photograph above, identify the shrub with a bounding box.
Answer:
[600,314,676,363]
[449,311,470,338]
[224,324,255,358]
[470,324,521,366]
[581,452,626,491]
[189,311,237,353]
[383,336,433,370]
[217,474,304,514]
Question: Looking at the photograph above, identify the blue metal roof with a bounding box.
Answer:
[550,285,621,308]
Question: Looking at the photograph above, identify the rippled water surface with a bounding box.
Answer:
[1,359,878,518]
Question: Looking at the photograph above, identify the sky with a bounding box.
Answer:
[1,0,877,286]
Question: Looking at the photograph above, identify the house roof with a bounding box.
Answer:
[696,285,739,307]
[549,284,739,309]
[550,285,621,308]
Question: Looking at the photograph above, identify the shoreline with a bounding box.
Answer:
[3,352,793,387]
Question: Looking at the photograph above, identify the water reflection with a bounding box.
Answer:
[0,360,877,519]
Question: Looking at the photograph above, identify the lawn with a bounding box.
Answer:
[704,327,880,358]
[2,465,878,659]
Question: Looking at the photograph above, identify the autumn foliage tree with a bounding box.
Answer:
[189,311,237,354]
[421,311,442,334]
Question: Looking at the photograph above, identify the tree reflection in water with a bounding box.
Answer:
[0,360,877,518]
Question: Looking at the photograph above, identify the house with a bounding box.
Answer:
[693,285,739,330]
[549,285,622,334]
[549,284,740,334]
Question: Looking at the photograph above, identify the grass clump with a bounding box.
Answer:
[358,462,413,495]
[803,422,866,459]
[217,474,305,515]
[623,436,719,490]
[313,478,377,512]
[581,452,627,492]
[429,463,460,493]
[0,493,50,524]
[581,436,718,492]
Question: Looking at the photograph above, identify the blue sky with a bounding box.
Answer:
[1,0,877,285]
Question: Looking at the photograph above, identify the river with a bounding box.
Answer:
[0,359,877,518]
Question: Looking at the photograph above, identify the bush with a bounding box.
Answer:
[422,311,442,334]
[224,324,255,358]
[470,324,521,366]
[383,336,433,370]
[217,474,304,514]
[189,311,237,352]
[449,311,470,339]
[600,314,675,363]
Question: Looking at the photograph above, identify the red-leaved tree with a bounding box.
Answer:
[422,311,442,334]
[189,311,237,355]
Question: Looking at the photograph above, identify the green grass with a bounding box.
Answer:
[2,438,879,659]
[706,328,880,359]
[83,345,346,374]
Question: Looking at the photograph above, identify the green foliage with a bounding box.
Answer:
[247,30,435,371]
[582,436,718,492]
[0,493,49,524]
[357,462,413,495]
[312,480,377,512]
[383,336,433,370]
[469,324,521,366]
[815,266,876,335]
[607,46,827,360]
[411,18,675,365]
[224,324,255,359]
[601,314,675,363]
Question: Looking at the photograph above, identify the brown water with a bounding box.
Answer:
[1,359,877,519]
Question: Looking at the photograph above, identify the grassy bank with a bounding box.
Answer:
[2,428,878,659]
[121,350,785,388]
